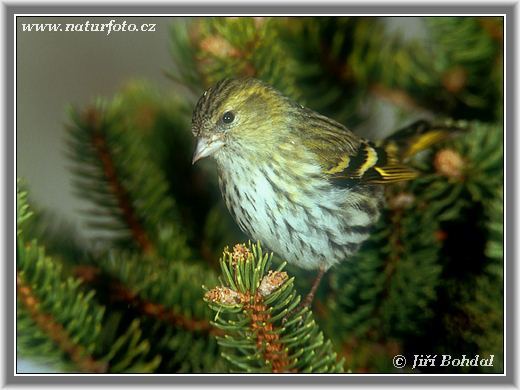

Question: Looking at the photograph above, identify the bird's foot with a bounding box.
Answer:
[281,266,326,325]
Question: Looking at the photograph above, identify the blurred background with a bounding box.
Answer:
[18,16,176,235]
[16,16,503,374]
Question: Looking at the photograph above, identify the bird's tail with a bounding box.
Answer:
[380,119,468,161]
[360,119,467,184]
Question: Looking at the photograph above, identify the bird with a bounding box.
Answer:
[191,77,459,309]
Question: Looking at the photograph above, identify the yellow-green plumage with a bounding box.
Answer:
[191,78,458,271]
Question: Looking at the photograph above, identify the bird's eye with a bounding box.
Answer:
[222,111,235,124]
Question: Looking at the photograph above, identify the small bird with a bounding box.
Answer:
[191,78,458,307]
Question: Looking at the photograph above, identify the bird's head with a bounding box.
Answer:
[191,78,292,164]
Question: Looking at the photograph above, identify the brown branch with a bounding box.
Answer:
[339,203,406,369]
[73,265,220,336]
[84,108,154,255]
[243,291,295,373]
[17,271,107,373]
[110,282,222,337]
[380,193,408,307]
[383,219,402,283]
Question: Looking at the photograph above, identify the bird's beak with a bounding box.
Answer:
[192,136,225,164]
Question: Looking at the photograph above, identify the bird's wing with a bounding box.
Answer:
[321,140,418,185]
[300,111,417,185]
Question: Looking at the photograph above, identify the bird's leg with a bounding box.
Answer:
[283,265,326,324]
[301,265,326,309]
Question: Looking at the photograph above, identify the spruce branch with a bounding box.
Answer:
[67,101,190,260]
[412,121,503,219]
[65,89,227,371]
[17,187,106,371]
[16,181,33,234]
[67,106,152,253]
[71,262,220,337]
[87,108,154,254]
[185,17,300,99]
[17,184,161,373]
[73,249,224,372]
[204,243,344,373]
[62,250,225,372]
[329,182,443,371]
[108,272,220,336]
[167,18,206,100]
[101,251,218,329]
[129,293,220,336]
[16,271,107,373]
[383,193,443,336]
[450,187,503,373]
[281,17,502,123]
[276,17,366,125]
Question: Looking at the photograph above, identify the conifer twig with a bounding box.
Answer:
[111,283,222,336]
[73,265,221,336]
[243,292,295,373]
[205,243,344,373]
[84,108,155,255]
[16,272,107,373]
